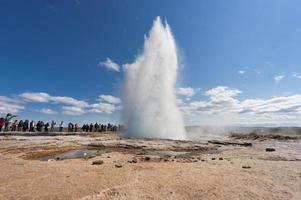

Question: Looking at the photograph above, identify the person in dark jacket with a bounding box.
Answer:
[59,121,64,132]
[29,120,35,132]
[94,123,99,132]
[18,120,23,131]
[44,122,49,132]
[89,123,93,132]
[23,120,29,132]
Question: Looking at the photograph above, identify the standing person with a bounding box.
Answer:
[67,123,71,132]
[70,123,74,132]
[44,122,49,132]
[0,118,5,132]
[89,123,93,132]
[36,121,41,132]
[94,123,99,132]
[74,123,79,132]
[50,121,56,132]
[23,120,29,132]
[107,123,112,131]
[11,120,18,131]
[40,121,44,132]
[59,121,64,132]
[18,120,23,131]
[4,113,17,131]
[29,120,35,132]
[82,124,87,132]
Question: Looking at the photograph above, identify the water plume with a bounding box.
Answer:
[122,17,186,140]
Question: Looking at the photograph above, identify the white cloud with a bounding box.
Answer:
[205,86,241,100]
[100,57,120,71]
[176,87,196,97]
[88,94,122,114]
[180,86,301,119]
[50,96,88,108]
[0,96,24,114]
[274,75,285,83]
[292,73,301,79]
[20,92,50,102]
[18,92,122,116]
[19,92,88,108]
[37,108,57,115]
[89,102,120,114]
[62,106,85,116]
[238,70,245,74]
[99,95,121,104]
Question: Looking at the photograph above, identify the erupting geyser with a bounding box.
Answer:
[122,17,186,140]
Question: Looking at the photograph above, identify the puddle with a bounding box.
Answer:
[39,149,107,161]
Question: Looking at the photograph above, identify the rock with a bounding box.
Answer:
[107,156,111,158]
[128,159,138,163]
[219,157,223,160]
[242,165,251,169]
[201,159,206,162]
[115,164,122,168]
[265,148,276,152]
[92,160,104,165]
[144,156,151,161]
[211,158,216,160]
[55,157,60,160]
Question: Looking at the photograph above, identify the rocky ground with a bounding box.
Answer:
[0,132,300,200]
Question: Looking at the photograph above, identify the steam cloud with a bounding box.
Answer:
[122,17,186,140]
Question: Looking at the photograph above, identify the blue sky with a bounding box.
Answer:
[1,0,301,125]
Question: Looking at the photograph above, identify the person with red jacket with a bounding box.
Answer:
[0,118,5,132]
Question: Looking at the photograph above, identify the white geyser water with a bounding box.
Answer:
[122,17,186,140]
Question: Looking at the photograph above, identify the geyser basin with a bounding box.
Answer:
[122,17,186,140]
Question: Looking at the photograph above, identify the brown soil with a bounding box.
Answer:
[0,133,300,200]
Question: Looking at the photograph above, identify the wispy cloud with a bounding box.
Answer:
[20,92,50,103]
[99,95,121,104]
[0,96,24,114]
[62,106,85,116]
[274,75,285,83]
[19,92,88,108]
[238,70,245,74]
[37,108,57,115]
[176,87,197,97]
[89,103,120,114]
[292,73,301,79]
[19,92,122,116]
[180,86,301,119]
[89,94,122,114]
[99,58,120,71]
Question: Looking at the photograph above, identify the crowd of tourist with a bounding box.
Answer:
[0,113,121,133]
